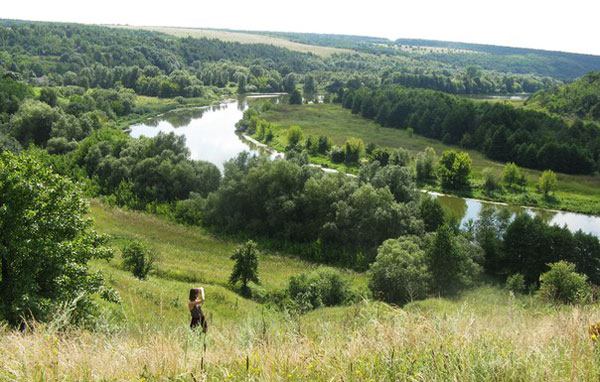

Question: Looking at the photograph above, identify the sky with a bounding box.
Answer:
[2,0,599,56]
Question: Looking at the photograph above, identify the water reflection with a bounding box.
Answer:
[129,95,284,171]
[128,94,600,238]
[431,192,599,237]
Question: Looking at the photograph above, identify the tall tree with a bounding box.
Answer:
[0,152,114,325]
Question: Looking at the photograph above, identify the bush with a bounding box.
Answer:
[505,273,526,294]
[286,125,304,148]
[482,167,501,193]
[344,137,365,165]
[330,145,345,163]
[121,240,157,280]
[368,236,431,304]
[288,269,352,312]
[416,147,436,181]
[502,162,526,191]
[537,261,591,304]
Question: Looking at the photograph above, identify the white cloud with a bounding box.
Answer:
[2,0,599,55]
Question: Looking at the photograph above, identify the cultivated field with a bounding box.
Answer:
[111,25,350,57]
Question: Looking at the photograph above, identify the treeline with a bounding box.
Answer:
[0,20,324,97]
[247,30,600,80]
[528,71,600,120]
[381,67,550,94]
[0,20,559,99]
[340,86,599,174]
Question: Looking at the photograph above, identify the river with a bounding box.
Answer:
[129,95,600,237]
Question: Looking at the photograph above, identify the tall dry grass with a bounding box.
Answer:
[2,292,600,382]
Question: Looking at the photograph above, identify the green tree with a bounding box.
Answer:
[237,74,247,94]
[344,137,365,165]
[229,240,260,296]
[0,152,114,325]
[420,197,446,232]
[538,169,557,197]
[39,87,58,107]
[502,162,526,191]
[121,240,157,280]
[427,224,480,295]
[303,75,317,101]
[537,261,591,304]
[286,125,304,147]
[482,167,501,193]
[289,89,303,105]
[368,236,431,304]
[415,147,436,181]
[10,99,61,146]
[437,150,472,189]
[283,73,297,93]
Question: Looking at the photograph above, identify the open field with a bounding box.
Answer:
[88,200,366,328]
[110,25,350,57]
[261,103,600,214]
[1,201,600,381]
[2,281,600,381]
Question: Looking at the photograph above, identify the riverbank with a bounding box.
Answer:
[258,103,600,216]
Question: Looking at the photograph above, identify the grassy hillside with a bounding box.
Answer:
[260,103,600,214]
[88,200,367,329]
[112,25,350,57]
[1,201,599,381]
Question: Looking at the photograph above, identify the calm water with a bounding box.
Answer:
[129,94,600,237]
[129,95,284,170]
[430,192,600,237]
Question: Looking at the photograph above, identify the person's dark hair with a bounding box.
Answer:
[189,288,200,301]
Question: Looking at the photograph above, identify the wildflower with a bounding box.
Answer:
[589,322,600,343]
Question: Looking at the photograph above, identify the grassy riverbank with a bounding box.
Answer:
[1,201,599,381]
[259,103,600,215]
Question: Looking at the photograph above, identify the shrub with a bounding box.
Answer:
[344,137,365,165]
[368,236,431,305]
[286,125,304,148]
[416,147,436,181]
[505,273,526,294]
[288,269,352,312]
[537,261,591,304]
[330,145,345,163]
[502,162,526,191]
[121,240,157,280]
[482,167,501,193]
[538,169,557,197]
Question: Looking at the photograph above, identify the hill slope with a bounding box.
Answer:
[528,71,600,120]
[1,201,599,381]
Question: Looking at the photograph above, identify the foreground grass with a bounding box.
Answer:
[1,202,600,380]
[2,287,600,381]
[261,103,600,215]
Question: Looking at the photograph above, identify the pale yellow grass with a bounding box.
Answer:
[110,25,350,57]
[2,291,600,381]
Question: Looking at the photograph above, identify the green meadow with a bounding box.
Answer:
[260,103,600,215]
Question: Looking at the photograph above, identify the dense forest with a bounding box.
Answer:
[339,86,600,174]
[0,19,567,97]
[528,71,600,120]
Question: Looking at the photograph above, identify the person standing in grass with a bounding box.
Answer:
[188,287,207,333]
